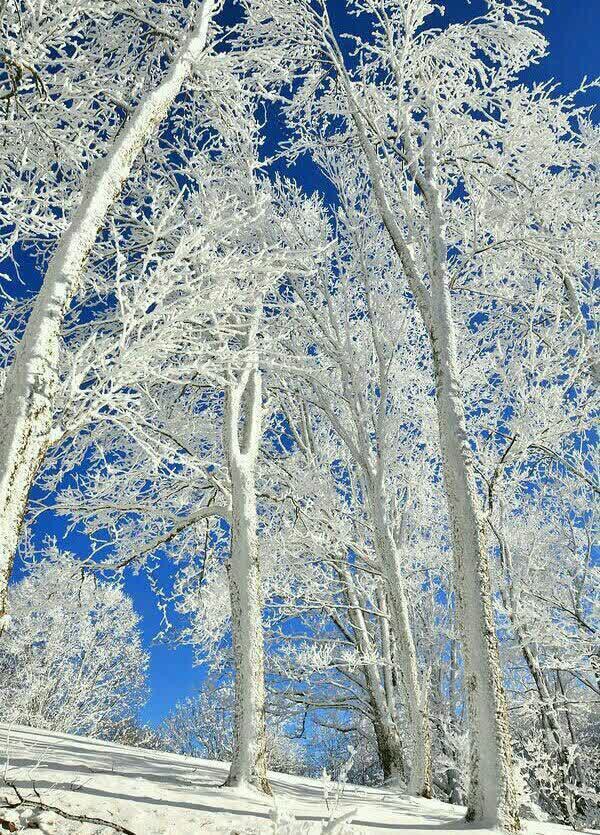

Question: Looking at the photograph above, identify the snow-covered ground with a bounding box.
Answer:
[0,723,594,834]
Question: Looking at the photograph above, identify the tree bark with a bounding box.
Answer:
[0,0,217,632]
[371,709,406,787]
[223,366,271,794]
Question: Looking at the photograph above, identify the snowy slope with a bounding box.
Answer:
[0,724,594,834]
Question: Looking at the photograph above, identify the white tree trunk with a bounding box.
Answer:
[341,564,406,788]
[336,69,520,828]
[432,348,518,827]
[223,366,271,794]
[371,514,432,799]
[0,0,216,632]
[425,183,520,830]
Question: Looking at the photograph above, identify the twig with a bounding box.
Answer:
[1,778,138,835]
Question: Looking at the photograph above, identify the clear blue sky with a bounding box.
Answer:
[17,0,600,728]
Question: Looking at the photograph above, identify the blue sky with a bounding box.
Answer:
[13,0,600,728]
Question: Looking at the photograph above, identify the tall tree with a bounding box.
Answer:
[239,0,598,826]
[38,133,316,792]
[223,333,270,792]
[271,165,438,797]
[0,0,218,630]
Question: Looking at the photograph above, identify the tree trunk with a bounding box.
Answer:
[371,709,406,787]
[223,366,271,794]
[446,638,464,806]
[371,516,432,799]
[0,0,216,632]
[341,564,406,790]
[377,587,399,723]
[428,286,518,828]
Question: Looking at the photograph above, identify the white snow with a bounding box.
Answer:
[1,723,597,835]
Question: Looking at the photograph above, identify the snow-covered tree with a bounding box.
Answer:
[269,158,443,797]
[0,547,147,737]
[490,469,598,826]
[0,0,219,632]
[235,1,599,827]
[35,114,321,793]
[1,2,596,829]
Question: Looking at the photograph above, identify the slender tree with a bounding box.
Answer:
[272,166,437,796]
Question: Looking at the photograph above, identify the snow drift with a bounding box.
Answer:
[1,724,596,834]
